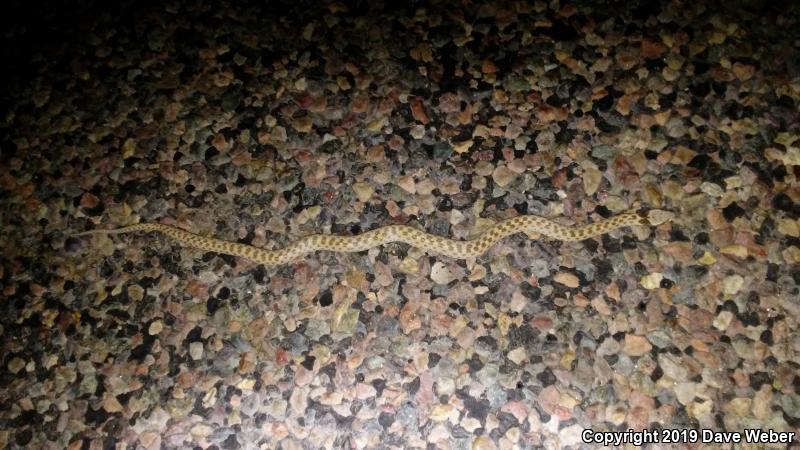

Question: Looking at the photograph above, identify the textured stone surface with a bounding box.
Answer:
[1,1,799,449]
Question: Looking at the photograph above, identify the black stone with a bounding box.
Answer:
[520,282,541,300]
[669,229,690,241]
[476,335,498,351]
[621,236,637,250]
[693,232,709,245]
[252,265,267,284]
[595,259,613,280]
[773,192,799,217]
[536,368,557,386]
[84,406,110,425]
[739,311,760,327]
[129,337,154,362]
[688,154,711,170]
[186,326,203,343]
[722,203,746,222]
[301,355,315,370]
[601,234,621,253]
[318,290,333,307]
[507,324,539,348]
[437,196,453,212]
[378,412,395,428]
[222,434,239,450]
[204,147,220,161]
[217,286,230,300]
[596,118,619,133]
[749,371,772,390]
[595,205,612,218]
[15,429,32,446]
[234,174,247,187]
[372,378,386,397]
[460,393,491,422]
[540,19,579,41]
[650,366,663,381]
[467,353,484,372]
[595,92,615,111]
[689,82,710,98]
[404,376,420,395]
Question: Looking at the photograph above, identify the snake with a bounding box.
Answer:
[71,210,674,266]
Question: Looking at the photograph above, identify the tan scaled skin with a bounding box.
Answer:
[71,210,674,266]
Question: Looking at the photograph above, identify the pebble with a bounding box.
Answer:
[410,124,425,139]
[559,424,584,447]
[356,383,376,400]
[128,284,145,302]
[430,262,457,285]
[783,246,800,263]
[506,347,527,365]
[318,391,343,406]
[658,354,689,382]
[189,342,204,360]
[291,116,313,133]
[700,182,724,197]
[452,139,473,154]
[7,357,26,374]
[397,175,416,194]
[553,272,579,288]
[148,320,163,335]
[722,275,744,295]
[720,245,748,258]
[724,397,752,416]
[270,126,287,143]
[190,424,213,439]
[777,218,799,237]
[779,394,800,421]
[698,251,717,265]
[429,404,455,422]
[674,382,696,405]
[582,167,603,196]
[623,335,652,357]
[473,162,493,178]
[410,98,429,124]
[640,273,663,290]
[352,182,374,202]
[103,394,124,413]
[290,386,309,414]
[492,165,516,187]
[732,63,755,81]
[713,311,734,331]
[373,261,394,287]
[268,399,288,419]
[472,436,498,450]
[435,377,455,396]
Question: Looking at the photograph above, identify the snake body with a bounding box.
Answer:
[72,210,673,266]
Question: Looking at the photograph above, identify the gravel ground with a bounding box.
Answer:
[1,1,799,449]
